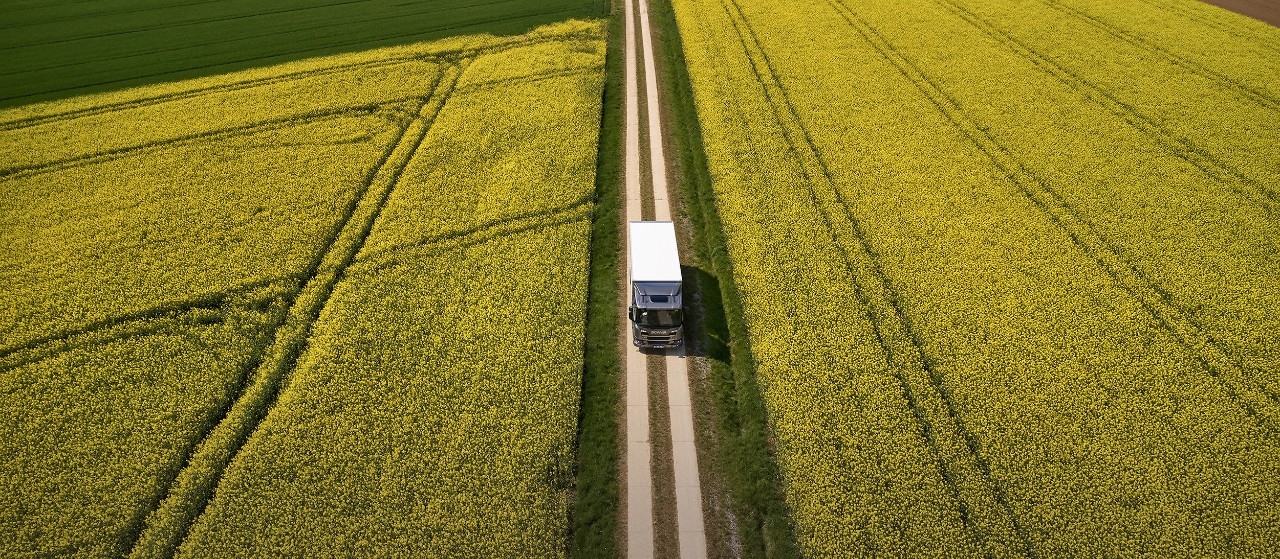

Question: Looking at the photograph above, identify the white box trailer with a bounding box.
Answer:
[628,221,684,349]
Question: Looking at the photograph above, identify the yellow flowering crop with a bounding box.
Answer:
[175,29,605,557]
[1,19,605,558]
[673,0,1280,555]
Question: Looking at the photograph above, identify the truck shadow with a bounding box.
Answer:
[677,264,729,361]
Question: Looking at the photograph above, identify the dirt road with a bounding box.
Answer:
[622,0,707,557]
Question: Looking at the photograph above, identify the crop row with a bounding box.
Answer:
[673,0,1280,555]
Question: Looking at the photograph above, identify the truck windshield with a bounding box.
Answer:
[637,309,682,327]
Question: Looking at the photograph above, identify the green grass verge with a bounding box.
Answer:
[567,0,624,557]
[649,0,801,557]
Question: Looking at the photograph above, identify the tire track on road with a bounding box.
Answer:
[634,0,708,555]
[621,0,656,554]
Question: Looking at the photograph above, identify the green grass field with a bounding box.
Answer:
[672,0,1280,555]
[0,0,604,107]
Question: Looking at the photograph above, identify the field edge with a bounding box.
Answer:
[568,0,625,556]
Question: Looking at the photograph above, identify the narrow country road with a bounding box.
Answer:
[622,0,707,557]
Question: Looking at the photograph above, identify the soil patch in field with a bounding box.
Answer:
[1199,0,1280,26]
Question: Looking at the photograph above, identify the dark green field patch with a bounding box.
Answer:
[0,0,604,107]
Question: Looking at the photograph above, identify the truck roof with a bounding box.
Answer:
[629,221,682,283]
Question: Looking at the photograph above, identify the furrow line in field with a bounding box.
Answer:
[455,64,604,94]
[124,63,463,559]
[0,0,104,15]
[721,1,1032,556]
[826,0,1280,433]
[939,0,1278,214]
[349,194,595,276]
[1039,0,1279,111]
[351,210,593,280]
[0,58,422,130]
[0,0,374,48]
[0,273,297,363]
[0,100,411,180]
[0,0,239,29]
[1132,0,1280,54]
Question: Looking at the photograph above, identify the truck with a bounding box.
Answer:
[628,221,684,349]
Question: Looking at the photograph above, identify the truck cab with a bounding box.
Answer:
[628,221,684,349]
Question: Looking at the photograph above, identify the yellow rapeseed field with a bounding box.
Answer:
[0,20,605,557]
[673,0,1280,555]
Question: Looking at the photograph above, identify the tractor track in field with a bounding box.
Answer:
[1039,0,1280,111]
[0,273,293,365]
[936,0,1279,215]
[720,1,1034,557]
[0,0,529,66]
[0,0,237,29]
[0,101,407,180]
[455,64,604,94]
[124,64,463,559]
[824,0,1280,433]
[0,276,294,376]
[0,310,230,377]
[0,30,594,130]
[0,4,586,93]
[348,194,595,277]
[0,12,591,106]
[0,59,426,130]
